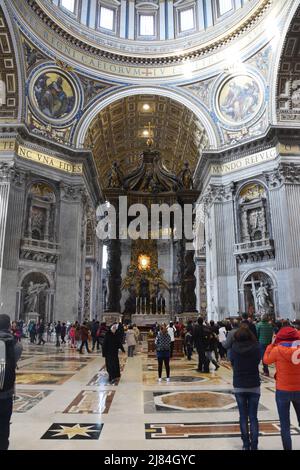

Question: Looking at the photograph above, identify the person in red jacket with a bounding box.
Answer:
[263,326,300,450]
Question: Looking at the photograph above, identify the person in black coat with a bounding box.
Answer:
[102,323,125,384]
[193,317,210,373]
[0,314,22,450]
[231,325,261,451]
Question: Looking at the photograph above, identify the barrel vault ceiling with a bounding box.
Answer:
[85,95,209,188]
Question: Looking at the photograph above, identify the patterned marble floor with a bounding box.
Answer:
[9,342,300,450]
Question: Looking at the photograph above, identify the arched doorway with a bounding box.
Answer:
[82,93,212,322]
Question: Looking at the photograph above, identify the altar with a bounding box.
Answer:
[131,313,170,327]
[102,148,200,323]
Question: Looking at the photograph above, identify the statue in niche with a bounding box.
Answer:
[107,161,124,189]
[24,281,47,313]
[255,282,273,313]
[178,161,193,189]
[239,184,268,242]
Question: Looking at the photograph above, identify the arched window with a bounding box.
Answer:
[61,0,76,13]
[217,0,233,17]
[0,80,6,107]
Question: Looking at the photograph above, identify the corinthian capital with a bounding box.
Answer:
[0,163,26,188]
[264,163,300,188]
[60,183,85,202]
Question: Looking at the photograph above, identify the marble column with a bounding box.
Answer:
[0,178,10,303]
[0,166,26,317]
[204,185,238,320]
[55,184,85,322]
[182,244,197,313]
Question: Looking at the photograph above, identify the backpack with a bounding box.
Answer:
[0,334,16,392]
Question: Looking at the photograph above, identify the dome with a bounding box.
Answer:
[39,0,265,59]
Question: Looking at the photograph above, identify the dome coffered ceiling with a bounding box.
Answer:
[85,95,208,188]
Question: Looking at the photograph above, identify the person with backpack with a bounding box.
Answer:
[155,325,171,382]
[263,326,300,450]
[256,314,274,376]
[0,314,22,450]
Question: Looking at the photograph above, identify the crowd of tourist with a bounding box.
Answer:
[151,314,300,451]
[0,312,300,451]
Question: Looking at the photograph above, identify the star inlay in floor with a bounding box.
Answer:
[41,423,103,440]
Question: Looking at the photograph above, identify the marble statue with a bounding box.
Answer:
[24,281,47,313]
[256,282,273,313]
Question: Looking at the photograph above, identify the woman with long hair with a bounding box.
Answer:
[231,325,261,450]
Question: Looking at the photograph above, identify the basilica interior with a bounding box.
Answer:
[1,0,300,451]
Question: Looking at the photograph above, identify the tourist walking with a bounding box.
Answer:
[126,325,136,357]
[79,322,91,354]
[256,314,273,376]
[231,325,261,450]
[69,324,76,349]
[184,328,193,360]
[55,321,61,347]
[91,320,100,351]
[167,322,176,358]
[222,319,239,361]
[205,328,220,371]
[132,324,140,354]
[0,314,22,450]
[37,321,45,345]
[102,323,125,384]
[61,322,67,344]
[75,321,81,350]
[28,321,36,344]
[46,323,53,342]
[263,326,300,450]
[155,325,171,382]
[194,317,210,373]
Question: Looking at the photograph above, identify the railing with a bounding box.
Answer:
[234,239,273,254]
[21,238,59,252]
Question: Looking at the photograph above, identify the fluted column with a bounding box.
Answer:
[55,184,85,322]
[0,166,26,318]
[0,181,10,300]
